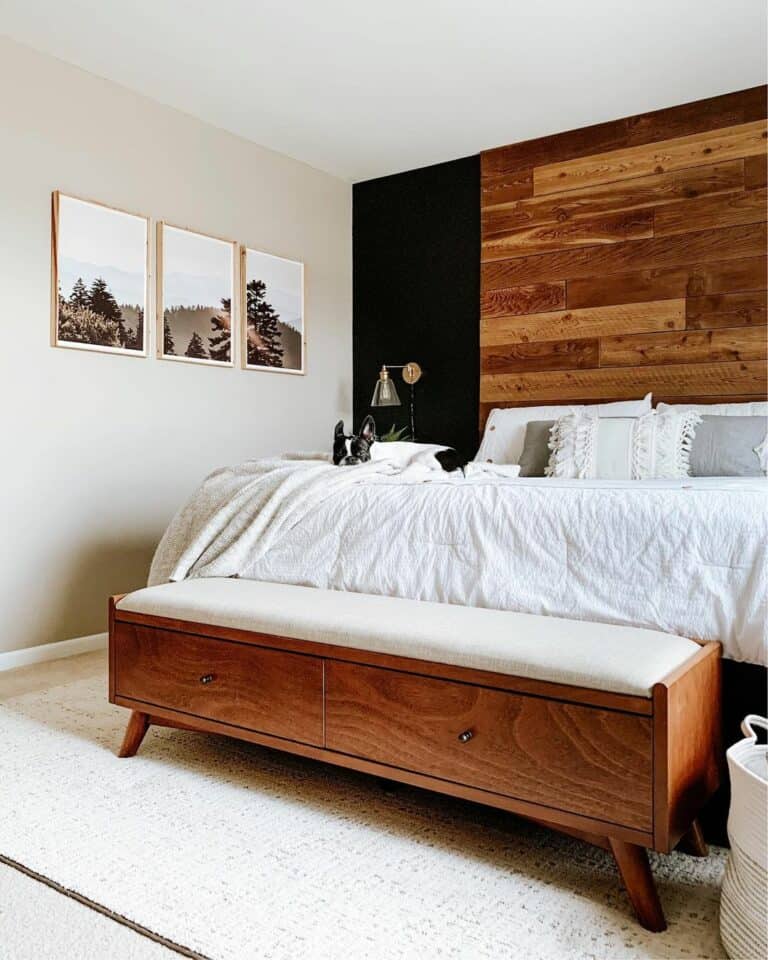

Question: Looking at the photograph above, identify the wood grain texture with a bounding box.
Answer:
[482,87,767,180]
[110,611,721,928]
[566,257,767,309]
[686,290,768,329]
[654,187,767,237]
[610,839,667,932]
[482,209,654,261]
[113,693,652,848]
[599,325,767,368]
[113,622,324,746]
[480,89,767,422]
[481,300,685,346]
[113,605,654,715]
[117,710,150,758]
[480,360,767,404]
[482,161,744,236]
[745,154,768,189]
[533,121,767,197]
[481,338,599,374]
[480,282,565,318]
[653,643,722,852]
[325,660,653,831]
[482,222,767,289]
[481,168,533,207]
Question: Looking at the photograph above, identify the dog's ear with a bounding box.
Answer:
[359,415,376,443]
[334,420,345,438]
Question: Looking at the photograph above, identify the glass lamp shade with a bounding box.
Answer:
[371,368,401,407]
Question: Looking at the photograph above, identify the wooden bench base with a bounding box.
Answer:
[117,706,713,932]
[109,597,721,932]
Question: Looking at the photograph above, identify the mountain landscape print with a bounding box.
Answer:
[159,225,234,365]
[243,248,304,372]
[54,194,148,354]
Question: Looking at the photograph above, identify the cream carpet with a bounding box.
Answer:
[0,859,177,960]
[0,652,728,960]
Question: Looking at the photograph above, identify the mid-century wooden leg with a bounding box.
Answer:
[677,819,708,857]
[609,839,667,932]
[118,710,150,758]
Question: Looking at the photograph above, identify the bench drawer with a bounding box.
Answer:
[325,661,653,831]
[114,623,323,747]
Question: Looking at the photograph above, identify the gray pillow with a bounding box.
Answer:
[519,420,555,477]
[690,415,766,477]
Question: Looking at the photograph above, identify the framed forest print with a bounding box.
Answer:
[241,247,304,374]
[51,192,149,356]
[157,223,236,366]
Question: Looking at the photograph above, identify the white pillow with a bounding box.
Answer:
[755,436,768,474]
[656,401,768,417]
[475,394,652,464]
[546,410,701,480]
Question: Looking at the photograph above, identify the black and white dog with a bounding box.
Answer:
[334,416,466,472]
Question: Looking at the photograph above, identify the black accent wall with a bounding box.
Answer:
[353,156,480,460]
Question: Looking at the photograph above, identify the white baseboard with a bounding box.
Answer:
[0,632,108,672]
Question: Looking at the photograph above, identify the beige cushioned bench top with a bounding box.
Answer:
[117,579,701,698]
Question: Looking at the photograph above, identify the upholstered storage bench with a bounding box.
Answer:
[109,579,722,931]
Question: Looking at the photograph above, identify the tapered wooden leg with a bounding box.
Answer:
[609,839,667,932]
[118,711,150,758]
[676,819,708,857]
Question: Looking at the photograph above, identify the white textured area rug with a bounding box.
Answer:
[0,655,727,960]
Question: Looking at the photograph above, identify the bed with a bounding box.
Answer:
[148,462,767,668]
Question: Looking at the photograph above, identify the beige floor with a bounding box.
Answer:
[0,654,194,960]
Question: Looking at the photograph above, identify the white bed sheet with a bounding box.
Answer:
[150,463,767,666]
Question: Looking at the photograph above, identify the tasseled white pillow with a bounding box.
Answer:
[755,436,768,474]
[546,410,701,480]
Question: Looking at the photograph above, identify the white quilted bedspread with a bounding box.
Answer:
[149,459,767,666]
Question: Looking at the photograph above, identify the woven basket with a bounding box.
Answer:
[720,715,768,960]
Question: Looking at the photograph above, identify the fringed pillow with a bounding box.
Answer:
[546,410,701,480]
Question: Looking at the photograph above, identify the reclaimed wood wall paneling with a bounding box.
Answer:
[479,87,768,423]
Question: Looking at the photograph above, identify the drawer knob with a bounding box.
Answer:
[199,674,215,685]
[457,729,474,743]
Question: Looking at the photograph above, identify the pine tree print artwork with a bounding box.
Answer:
[58,275,140,349]
[158,223,235,365]
[163,318,177,356]
[53,194,148,355]
[58,302,121,347]
[245,279,284,367]
[243,248,303,372]
[70,276,90,310]
[88,277,127,347]
[133,308,144,351]
[184,331,208,360]
[209,300,231,363]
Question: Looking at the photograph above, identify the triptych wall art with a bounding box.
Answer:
[51,192,305,373]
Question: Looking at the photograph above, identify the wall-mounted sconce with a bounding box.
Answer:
[370,362,422,439]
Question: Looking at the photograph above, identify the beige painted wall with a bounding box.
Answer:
[0,37,352,654]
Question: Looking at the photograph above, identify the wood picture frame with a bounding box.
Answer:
[240,245,305,375]
[51,191,150,358]
[156,222,238,367]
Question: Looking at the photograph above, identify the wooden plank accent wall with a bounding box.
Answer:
[480,87,768,424]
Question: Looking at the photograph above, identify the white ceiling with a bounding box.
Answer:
[1,0,766,182]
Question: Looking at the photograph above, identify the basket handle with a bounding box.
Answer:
[741,715,768,741]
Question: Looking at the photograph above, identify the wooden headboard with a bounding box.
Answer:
[479,87,767,429]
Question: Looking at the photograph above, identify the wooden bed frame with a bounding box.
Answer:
[109,595,722,932]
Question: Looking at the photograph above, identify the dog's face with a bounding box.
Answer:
[334,416,376,465]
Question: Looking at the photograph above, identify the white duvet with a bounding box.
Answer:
[149,459,767,666]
